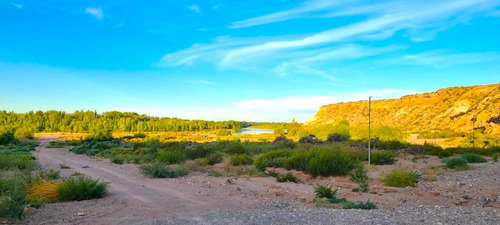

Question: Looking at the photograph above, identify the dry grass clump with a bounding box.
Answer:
[26,180,61,203]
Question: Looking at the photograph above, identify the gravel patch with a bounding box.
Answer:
[139,201,500,225]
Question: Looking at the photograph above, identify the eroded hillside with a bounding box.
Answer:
[305,83,500,134]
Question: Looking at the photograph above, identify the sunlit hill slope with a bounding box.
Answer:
[305,83,500,135]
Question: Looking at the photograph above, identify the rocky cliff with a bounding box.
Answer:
[305,83,500,134]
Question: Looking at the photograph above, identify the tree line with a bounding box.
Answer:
[0,110,242,134]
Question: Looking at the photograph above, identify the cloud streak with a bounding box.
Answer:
[159,0,500,79]
[188,5,200,13]
[85,7,103,20]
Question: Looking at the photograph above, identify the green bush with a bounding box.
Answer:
[298,135,323,144]
[206,152,224,165]
[0,186,27,221]
[326,134,349,143]
[0,154,37,171]
[350,163,369,192]
[284,152,310,171]
[342,200,377,209]
[225,143,246,155]
[184,145,214,160]
[58,176,109,201]
[382,170,418,188]
[110,157,124,164]
[370,150,397,165]
[229,154,254,166]
[493,153,499,162]
[139,163,188,178]
[0,131,18,145]
[276,172,298,183]
[306,150,356,177]
[443,157,468,169]
[40,169,60,180]
[314,184,336,199]
[438,151,452,159]
[271,136,296,149]
[157,151,184,164]
[255,149,292,171]
[461,153,486,163]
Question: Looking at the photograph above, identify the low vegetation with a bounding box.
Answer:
[58,176,109,201]
[382,170,419,188]
[139,163,188,178]
[460,153,486,163]
[314,184,376,210]
[370,150,397,165]
[0,130,109,222]
[443,157,468,169]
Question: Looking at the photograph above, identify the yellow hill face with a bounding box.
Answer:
[305,83,500,135]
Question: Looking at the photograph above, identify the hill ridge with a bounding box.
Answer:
[305,83,500,134]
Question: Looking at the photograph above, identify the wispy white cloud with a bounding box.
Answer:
[13,4,23,9]
[385,51,500,67]
[85,7,103,20]
[188,4,200,13]
[236,89,418,112]
[230,0,348,28]
[159,0,500,79]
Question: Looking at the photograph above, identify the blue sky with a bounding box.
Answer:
[1,0,500,122]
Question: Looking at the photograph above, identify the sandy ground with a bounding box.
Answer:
[24,136,500,224]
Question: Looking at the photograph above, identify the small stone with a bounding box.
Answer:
[78,212,86,216]
[462,194,470,199]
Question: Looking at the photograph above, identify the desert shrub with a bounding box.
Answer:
[443,157,468,169]
[0,130,18,145]
[57,176,108,201]
[370,150,397,165]
[139,163,188,178]
[184,145,214,160]
[206,152,224,165]
[438,151,452,159]
[306,150,357,177]
[0,186,27,221]
[271,136,296,149]
[382,170,418,188]
[350,163,369,192]
[230,154,254,166]
[0,154,37,171]
[254,149,292,171]
[342,200,377,209]
[314,184,336,199]
[40,169,60,180]
[225,143,246,155]
[372,140,409,150]
[157,151,184,164]
[110,157,124,164]
[326,134,349,143]
[461,153,486,163]
[276,172,298,183]
[284,152,310,171]
[298,135,323,144]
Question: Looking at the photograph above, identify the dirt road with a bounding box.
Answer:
[28,137,258,225]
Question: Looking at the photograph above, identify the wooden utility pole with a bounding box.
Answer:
[368,96,372,165]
